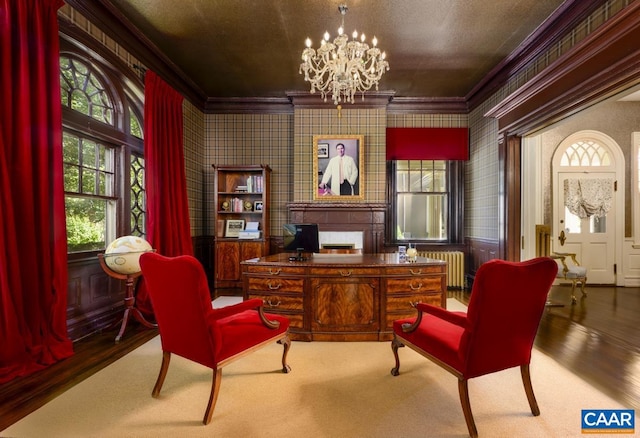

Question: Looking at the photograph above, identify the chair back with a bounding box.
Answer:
[140,252,217,368]
[460,257,557,378]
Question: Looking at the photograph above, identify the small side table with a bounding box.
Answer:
[98,254,157,343]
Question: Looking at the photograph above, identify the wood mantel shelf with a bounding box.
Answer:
[287,202,386,254]
[242,253,447,342]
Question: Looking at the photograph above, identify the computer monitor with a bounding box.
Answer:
[283,223,320,255]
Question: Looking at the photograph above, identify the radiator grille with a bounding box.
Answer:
[419,251,465,289]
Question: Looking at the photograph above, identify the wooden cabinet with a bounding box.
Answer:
[242,253,446,341]
[311,278,379,334]
[213,165,271,290]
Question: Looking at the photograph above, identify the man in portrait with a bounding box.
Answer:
[319,143,358,195]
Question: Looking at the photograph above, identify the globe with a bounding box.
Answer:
[103,235,153,275]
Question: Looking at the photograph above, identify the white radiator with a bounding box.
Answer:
[419,251,465,289]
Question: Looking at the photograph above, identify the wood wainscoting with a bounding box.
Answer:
[466,237,499,288]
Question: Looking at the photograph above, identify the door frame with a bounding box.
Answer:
[551,130,625,286]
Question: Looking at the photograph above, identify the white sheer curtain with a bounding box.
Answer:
[564,178,613,218]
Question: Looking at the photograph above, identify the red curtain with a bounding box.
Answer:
[386,127,469,160]
[0,0,73,383]
[138,71,194,315]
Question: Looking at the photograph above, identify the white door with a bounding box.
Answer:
[551,130,625,285]
[555,172,615,284]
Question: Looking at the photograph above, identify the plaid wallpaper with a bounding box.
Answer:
[205,114,294,237]
[183,101,205,235]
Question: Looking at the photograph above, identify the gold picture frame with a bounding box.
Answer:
[313,135,364,201]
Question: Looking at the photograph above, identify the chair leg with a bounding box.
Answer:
[520,364,540,416]
[152,351,171,397]
[278,334,292,373]
[580,277,587,297]
[570,280,578,304]
[458,379,478,438]
[390,336,404,376]
[203,368,222,425]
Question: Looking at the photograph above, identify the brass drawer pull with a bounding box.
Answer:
[409,300,421,308]
[266,299,281,307]
[409,269,423,275]
[409,282,423,290]
[340,270,353,277]
[267,282,282,290]
[268,268,282,275]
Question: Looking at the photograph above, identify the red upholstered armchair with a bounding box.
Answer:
[391,257,558,438]
[139,252,291,425]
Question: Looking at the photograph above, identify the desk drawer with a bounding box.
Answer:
[310,267,379,277]
[245,265,305,275]
[386,277,443,294]
[385,293,444,329]
[385,265,446,276]
[248,292,303,312]
[386,293,442,312]
[247,277,304,294]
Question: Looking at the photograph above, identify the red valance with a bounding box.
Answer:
[386,128,469,160]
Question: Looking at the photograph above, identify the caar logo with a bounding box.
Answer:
[582,409,635,434]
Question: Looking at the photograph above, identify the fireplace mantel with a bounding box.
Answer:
[287,202,387,254]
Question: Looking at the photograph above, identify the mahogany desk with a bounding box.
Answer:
[241,253,447,341]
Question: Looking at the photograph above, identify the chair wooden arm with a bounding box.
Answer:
[550,253,570,277]
[210,298,280,329]
[402,302,467,333]
[552,252,581,263]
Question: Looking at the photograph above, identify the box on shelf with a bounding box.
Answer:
[238,230,261,239]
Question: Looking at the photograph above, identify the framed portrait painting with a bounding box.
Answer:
[313,135,364,201]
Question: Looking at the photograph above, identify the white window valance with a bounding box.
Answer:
[564,178,613,218]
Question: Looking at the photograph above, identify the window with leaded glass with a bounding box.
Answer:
[60,51,145,255]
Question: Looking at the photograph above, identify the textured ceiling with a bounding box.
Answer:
[104,0,569,100]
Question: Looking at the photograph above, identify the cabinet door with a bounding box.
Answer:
[216,241,240,281]
[240,240,264,261]
[311,278,378,331]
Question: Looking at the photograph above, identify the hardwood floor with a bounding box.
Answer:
[1,284,639,431]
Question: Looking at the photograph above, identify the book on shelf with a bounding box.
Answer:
[243,175,263,193]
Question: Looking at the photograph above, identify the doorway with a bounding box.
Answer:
[551,131,624,285]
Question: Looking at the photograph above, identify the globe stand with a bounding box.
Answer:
[98,254,157,343]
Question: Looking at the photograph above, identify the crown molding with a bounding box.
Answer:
[387,97,468,114]
[204,97,293,114]
[485,2,640,136]
[286,91,395,109]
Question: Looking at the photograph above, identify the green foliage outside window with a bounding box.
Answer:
[65,197,106,252]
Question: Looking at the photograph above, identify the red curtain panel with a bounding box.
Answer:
[138,71,194,317]
[0,0,73,383]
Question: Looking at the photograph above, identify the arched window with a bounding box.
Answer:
[558,139,613,234]
[559,139,611,167]
[60,45,145,255]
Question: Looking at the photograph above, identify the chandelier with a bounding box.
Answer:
[299,4,389,106]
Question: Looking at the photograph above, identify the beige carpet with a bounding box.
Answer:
[2,300,635,438]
